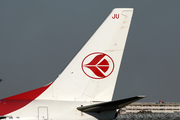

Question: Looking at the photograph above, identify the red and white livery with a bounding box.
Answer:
[0,8,145,120]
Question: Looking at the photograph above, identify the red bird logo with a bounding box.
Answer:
[82,52,114,79]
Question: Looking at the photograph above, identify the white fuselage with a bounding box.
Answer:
[5,100,116,120]
[6,101,93,120]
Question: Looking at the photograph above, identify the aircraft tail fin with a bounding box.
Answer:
[37,8,134,101]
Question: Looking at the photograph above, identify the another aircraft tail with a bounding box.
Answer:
[26,8,134,102]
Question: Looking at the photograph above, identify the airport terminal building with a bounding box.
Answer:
[121,101,180,114]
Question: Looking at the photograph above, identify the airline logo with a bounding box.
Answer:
[82,52,114,79]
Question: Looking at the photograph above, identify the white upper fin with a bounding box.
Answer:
[36,8,134,102]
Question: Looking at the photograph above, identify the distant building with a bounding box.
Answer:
[121,102,180,114]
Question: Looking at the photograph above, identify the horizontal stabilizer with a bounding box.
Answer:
[0,116,8,119]
[77,96,145,113]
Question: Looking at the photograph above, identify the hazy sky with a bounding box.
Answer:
[0,1,180,102]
